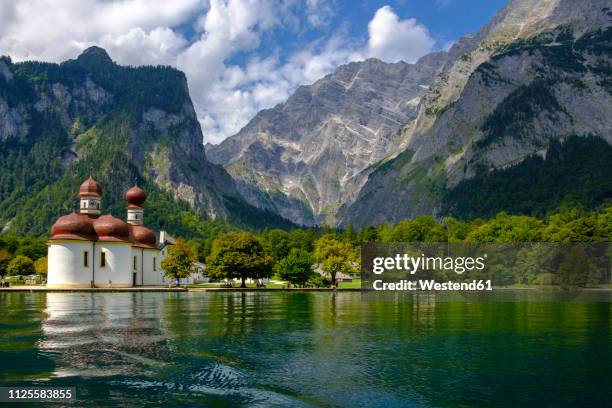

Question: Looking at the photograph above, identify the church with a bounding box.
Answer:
[47,176,174,288]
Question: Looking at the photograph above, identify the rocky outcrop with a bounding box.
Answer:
[206,54,448,225]
[341,0,612,226]
[0,47,290,233]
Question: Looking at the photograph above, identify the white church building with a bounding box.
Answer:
[47,176,174,288]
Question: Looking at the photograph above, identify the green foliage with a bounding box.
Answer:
[465,213,545,243]
[443,136,612,219]
[34,257,48,276]
[379,215,448,243]
[222,195,296,230]
[313,236,358,286]
[305,274,332,288]
[7,255,35,276]
[161,239,196,284]
[273,249,314,287]
[0,49,291,238]
[260,228,317,261]
[478,80,565,149]
[14,239,47,260]
[206,231,274,287]
[0,249,11,277]
[356,225,379,243]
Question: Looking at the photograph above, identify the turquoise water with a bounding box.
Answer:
[0,291,610,407]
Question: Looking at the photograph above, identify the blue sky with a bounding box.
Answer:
[0,0,508,143]
[226,0,507,68]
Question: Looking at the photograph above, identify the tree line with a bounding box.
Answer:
[1,205,610,286]
[159,205,611,288]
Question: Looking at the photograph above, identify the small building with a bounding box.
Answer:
[47,177,173,288]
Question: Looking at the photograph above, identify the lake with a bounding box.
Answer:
[1,291,610,407]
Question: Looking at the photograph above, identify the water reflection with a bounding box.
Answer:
[0,291,610,407]
[41,293,173,379]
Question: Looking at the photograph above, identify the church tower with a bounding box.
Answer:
[125,185,146,225]
[79,176,102,215]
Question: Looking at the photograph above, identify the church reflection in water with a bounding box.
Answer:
[40,293,175,378]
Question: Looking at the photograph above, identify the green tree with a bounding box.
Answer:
[466,213,544,242]
[305,274,332,288]
[380,215,447,243]
[207,232,274,287]
[313,236,358,286]
[34,256,48,277]
[274,249,314,287]
[288,229,318,252]
[357,225,379,243]
[15,239,47,260]
[0,249,12,278]
[260,229,292,261]
[161,239,196,286]
[7,255,35,276]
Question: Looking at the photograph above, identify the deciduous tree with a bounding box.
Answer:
[34,256,48,277]
[161,239,196,286]
[313,236,358,286]
[7,255,35,277]
[207,232,273,287]
[274,249,314,287]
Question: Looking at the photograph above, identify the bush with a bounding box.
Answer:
[305,274,332,288]
[533,272,557,286]
[7,255,35,276]
[274,249,314,287]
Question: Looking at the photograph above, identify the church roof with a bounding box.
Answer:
[93,215,131,243]
[49,177,159,247]
[125,185,147,207]
[79,176,102,197]
[130,224,157,249]
[50,212,97,241]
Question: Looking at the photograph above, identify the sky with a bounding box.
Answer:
[0,0,507,144]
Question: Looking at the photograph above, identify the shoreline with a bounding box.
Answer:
[1,286,611,293]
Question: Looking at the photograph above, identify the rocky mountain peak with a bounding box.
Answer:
[75,46,113,65]
[206,54,448,225]
[340,0,612,227]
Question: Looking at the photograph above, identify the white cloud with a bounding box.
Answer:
[0,0,202,62]
[306,0,336,27]
[100,27,187,66]
[367,5,435,63]
[0,1,437,144]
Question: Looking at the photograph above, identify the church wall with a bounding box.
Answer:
[94,243,133,287]
[131,248,142,286]
[142,249,165,286]
[47,241,95,288]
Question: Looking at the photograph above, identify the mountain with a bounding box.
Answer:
[341,0,612,226]
[206,54,448,225]
[0,46,292,236]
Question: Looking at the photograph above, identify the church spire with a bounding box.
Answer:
[125,185,147,225]
[79,176,102,215]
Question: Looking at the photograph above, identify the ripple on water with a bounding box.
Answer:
[0,291,610,407]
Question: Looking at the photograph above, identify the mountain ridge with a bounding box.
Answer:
[206,52,449,225]
[0,47,293,236]
[341,0,612,226]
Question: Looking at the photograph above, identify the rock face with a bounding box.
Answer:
[0,47,290,234]
[206,54,448,225]
[341,0,612,226]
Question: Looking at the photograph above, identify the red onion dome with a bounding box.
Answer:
[50,212,96,241]
[92,215,131,242]
[79,176,102,197]
[130,225,157,248]
[125,186,146,207]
